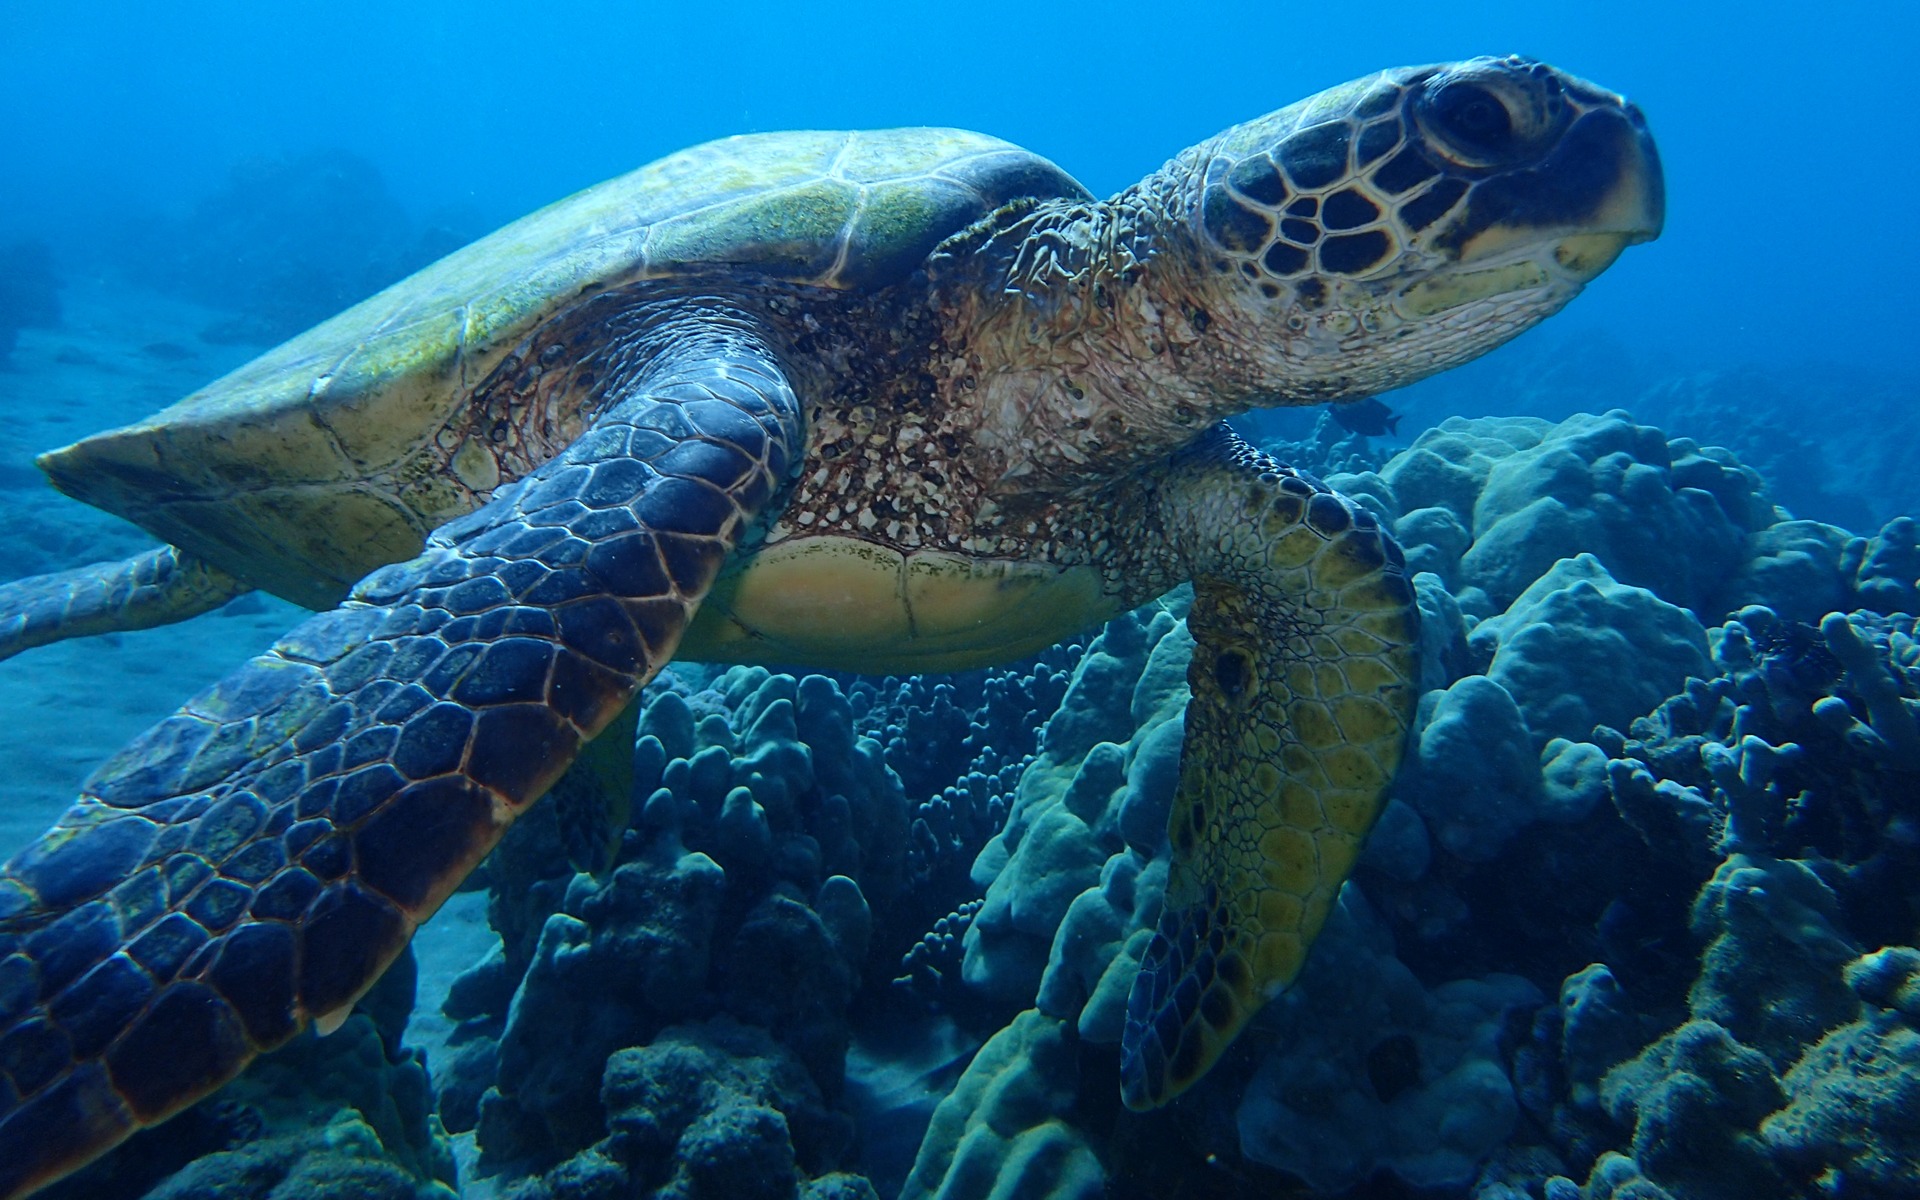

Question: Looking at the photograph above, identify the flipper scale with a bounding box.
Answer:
[0,315,801,1197]
[0,547,250,665]
[1119,430,1418,1110]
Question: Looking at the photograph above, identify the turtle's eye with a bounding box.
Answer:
[1213,649,1254,700]
[1426,82,1513,156]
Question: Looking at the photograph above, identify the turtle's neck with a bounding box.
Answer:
[926,156,1273,499]
[930,170,1178,333]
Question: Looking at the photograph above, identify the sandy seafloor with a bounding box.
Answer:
[0,271,500,1165]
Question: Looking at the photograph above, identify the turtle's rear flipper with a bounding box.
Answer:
[0,546,251,663]
[0,315,801,1199]
[1119,429,1418,1110]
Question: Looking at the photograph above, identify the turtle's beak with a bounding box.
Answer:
[1616,99,1665,241]
[1385,61,1664,319]
[1535,96,1664,281]
[1450,75,1665,279]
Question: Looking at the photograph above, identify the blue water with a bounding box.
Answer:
[2,4,1918,1199]
[5,0,1916,374]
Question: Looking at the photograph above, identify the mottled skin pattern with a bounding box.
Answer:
[0,56,1661,1196]
[1108,431,1417,1107]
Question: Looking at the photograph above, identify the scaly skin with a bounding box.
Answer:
[0,311,799,1198]
[1104,427,1418,1108]
[0,548,248,664]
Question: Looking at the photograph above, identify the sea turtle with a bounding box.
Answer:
[0,55,1660,1196]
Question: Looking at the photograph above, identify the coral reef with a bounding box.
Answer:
[54,407,1920,1199]
[1533,597,1920,1197]
[838,641,1082,806]
[504,1017,856,1200]
[1598,1019,1789,1200]
[433,655,1085,1195]
[914,409,1920,1198]
[1470,553,1712,747]
[440,665,911,1180]
[897,1010,1102,1200]
[1234,888,1542,1192]
[1243,408,1394,482]
[1352,410,1777,618]
[1763,948,1920,1196]
[894,898,982,1006]
[1635,364,1916,531]
[136,1117,450,1200]
[959,601,1190,1009]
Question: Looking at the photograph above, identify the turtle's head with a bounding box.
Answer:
[1172,55,1663,404]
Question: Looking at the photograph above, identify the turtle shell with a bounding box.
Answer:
[41,129,1089,607]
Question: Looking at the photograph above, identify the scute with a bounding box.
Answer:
[37,128,1090,607]
[640,177,862,285]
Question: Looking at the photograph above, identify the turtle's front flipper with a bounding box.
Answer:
[0,314,800,1199]
[0,546,251,663]
[1118,427,1418,1110]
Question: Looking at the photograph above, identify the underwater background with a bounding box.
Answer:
[1,2,1917,1198]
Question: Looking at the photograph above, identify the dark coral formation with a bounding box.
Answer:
[437,667,904,1181]
[503,1018,857,1200]
[838,642,1081,802]
[1243,407,1395,482]
[1603,605,1918,876]
[1521,601,1920,1199]
[423,655,1082,1196]
[892,898,981,1005]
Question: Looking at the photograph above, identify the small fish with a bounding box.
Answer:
[1329,397,1401,438]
